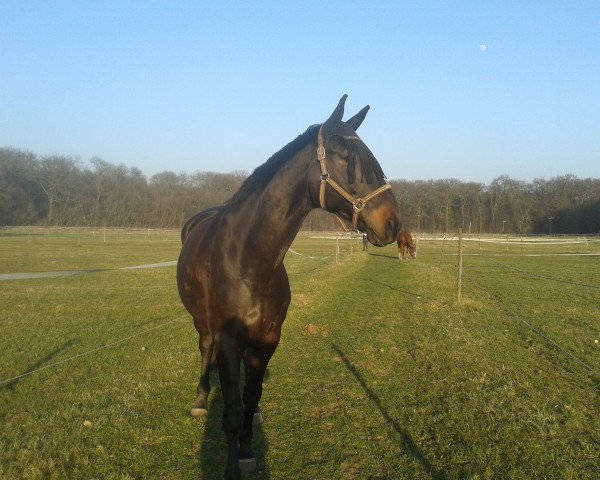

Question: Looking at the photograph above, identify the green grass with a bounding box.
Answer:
[0,227,180,272]
[0,230,598,479]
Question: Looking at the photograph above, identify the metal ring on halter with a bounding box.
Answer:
[353,198,366,213]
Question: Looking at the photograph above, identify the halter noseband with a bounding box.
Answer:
[317,126,392,231]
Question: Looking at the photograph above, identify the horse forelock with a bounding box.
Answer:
[346,139,386,185]
[325,122,385,186]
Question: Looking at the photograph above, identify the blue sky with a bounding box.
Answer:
[1,1,599,183]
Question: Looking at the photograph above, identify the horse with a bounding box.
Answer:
[397,230,416,259]
[176,95,400,480]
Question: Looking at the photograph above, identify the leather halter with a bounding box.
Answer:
[317,126,392,231]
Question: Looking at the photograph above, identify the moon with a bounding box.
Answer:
[480,44,488,52]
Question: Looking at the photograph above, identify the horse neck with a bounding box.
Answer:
[231,145,316,270]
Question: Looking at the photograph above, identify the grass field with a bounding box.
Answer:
[1,229,599,479]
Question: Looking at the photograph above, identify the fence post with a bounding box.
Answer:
[457,227,463,304]
[441,235,446,261]
[336,233,339,263]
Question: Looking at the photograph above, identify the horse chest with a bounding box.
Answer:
[220,274,290,321]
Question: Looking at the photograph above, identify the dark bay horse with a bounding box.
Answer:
[397,230,416,259]
[177,95,400,479]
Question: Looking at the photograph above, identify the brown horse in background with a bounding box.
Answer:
[177,95,400,479]
[397,230,416,259]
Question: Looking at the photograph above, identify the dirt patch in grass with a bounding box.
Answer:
[301,323,330,337]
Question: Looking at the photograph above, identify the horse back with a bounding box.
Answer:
[181,206,224,244]
[397,230,409,247]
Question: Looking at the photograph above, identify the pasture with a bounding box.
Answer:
[1,228,598,479]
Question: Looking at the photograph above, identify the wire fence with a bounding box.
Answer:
[0,225,182,243]
[2,229,597,386]
[0,315,188,387]
[430,229,600,377]
[416,232,600,256]
[0,230,362,386]
[463,270,599,376]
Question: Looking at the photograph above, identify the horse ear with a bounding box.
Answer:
[324,94,348,126]
[345,105,370,131]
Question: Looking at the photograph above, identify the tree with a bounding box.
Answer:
[0,148,43,225]
[38,155,82,225]
[1,146,598,233]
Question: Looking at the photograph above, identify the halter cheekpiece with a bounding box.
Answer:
[316,126,392,231]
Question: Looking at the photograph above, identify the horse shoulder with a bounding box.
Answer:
[253,264,291,340]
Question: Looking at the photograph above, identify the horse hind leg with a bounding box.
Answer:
[191,333,214,417]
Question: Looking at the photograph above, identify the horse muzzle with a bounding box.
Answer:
[362,204,400,247]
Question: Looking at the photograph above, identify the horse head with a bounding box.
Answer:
[313,95,400,246]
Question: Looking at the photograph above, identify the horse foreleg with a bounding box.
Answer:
[243,357,263,426]
[191,333,214,416]
[217,330,244,480]
[239,343,277,473]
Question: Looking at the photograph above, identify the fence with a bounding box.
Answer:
[437,229,600,376]
[0,226,181,243]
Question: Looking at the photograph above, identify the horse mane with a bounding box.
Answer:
[226,122,386,205]
[227,124,320,205]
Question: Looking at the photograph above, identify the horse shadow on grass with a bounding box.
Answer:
[198,369,270,480]
[358,277,432,301]
[0,338,80,391]
[330,343,448,480]
[366,252,400,262]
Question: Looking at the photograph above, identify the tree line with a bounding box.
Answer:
[1,147,598,234]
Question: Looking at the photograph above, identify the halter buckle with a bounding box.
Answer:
[353,198,366,213]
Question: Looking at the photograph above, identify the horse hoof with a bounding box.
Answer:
[253,411,263,425]
[190,407,208,417]
[238,457,257,473]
